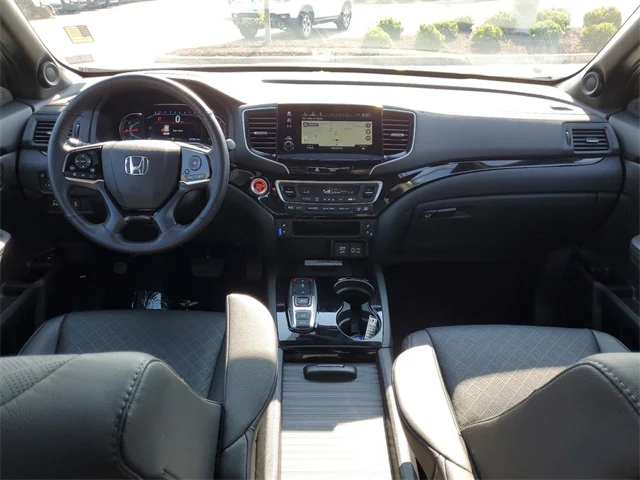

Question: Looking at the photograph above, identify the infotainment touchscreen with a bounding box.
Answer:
[277,105,382,157]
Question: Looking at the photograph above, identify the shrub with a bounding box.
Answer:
[433,20,459,41]
[377,18,404,39]
[530,20,564,50]
[470,24,503,53]
[415,24,444,51]
[584,6,622,29]
[537,8,570,31]
[581,22,618,51]
[455,16,474,34]
[363,27,393,49]
[15,0,54,20]
[484,11,516,33]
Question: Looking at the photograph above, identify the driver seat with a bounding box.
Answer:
[5,294,278,479]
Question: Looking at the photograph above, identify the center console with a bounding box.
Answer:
[236,103,415,260]
[277,270,387,349]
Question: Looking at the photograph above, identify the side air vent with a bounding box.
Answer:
[33,120,56,146]
[382,110,414,157]
[245,108,277,156]
[571,126,610,154]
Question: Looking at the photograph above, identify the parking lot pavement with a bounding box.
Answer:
[28,0,638,69]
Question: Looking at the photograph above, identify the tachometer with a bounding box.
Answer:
[119,113,144,140]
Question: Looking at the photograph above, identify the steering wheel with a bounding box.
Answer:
[48,74,229,255]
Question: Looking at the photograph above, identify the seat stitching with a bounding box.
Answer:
[583,360,640,412]
[55,314,67,354]
[425,330,462,435]
[396,401,473,474]
[590,330,630,353]
[18,322,49,355]
[112,358,148,479]
[463,361,639,430]
[0,356,76,407]
[222,357,278,450]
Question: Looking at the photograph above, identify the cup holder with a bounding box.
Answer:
[336,308,381,341]
[334,277,381,341]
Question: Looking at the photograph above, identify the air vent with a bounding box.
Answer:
[245,109,277,156]
[32,120,56,146]
[571,127,610,153]
[382,110,414,157]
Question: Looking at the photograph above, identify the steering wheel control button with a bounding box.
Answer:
[188,156,202,171]
[74,153,93,170]
[251,178,269,196]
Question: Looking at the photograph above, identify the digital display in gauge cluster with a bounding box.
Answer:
[118,104,225,142]
[145,104,203,142]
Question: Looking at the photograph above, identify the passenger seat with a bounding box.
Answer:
[393,325,639,479]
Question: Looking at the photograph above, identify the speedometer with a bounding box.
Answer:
[146,104,203,142]
[119,113,144,140]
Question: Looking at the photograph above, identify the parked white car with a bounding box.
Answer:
[230,0,352,39]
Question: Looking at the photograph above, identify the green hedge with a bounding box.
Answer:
[415,24,444,51]
[584,6,622,29]
[470,24,503,53]
[537,8,570,31]
[454,16,474,34]
[581,22,618,51]
[377,18,404,39]
[363,27,393,48]
[484,11,516,33]
[432,20,459,41]
[530,20,564,50]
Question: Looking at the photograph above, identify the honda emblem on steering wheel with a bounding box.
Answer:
[124,156,149,176]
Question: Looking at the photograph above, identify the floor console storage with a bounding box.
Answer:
[281,362,392,479]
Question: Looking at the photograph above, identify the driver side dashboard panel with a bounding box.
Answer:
[14,71,625,259]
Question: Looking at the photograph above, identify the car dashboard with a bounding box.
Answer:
[18,70,623,262]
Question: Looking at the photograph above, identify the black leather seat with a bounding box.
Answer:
[393,325,639,480]
[2,294,278,479]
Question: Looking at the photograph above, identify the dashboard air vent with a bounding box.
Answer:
[33,120,56,146]
[245,109,277,156]
[571,127,610,154]
[382,110,414,157]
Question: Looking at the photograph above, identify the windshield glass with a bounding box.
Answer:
[13,0,639,79]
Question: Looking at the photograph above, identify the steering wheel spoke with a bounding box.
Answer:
[94,182,127,234]
[153,189,185,234]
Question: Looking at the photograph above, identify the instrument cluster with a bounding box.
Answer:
[118,104,227,143]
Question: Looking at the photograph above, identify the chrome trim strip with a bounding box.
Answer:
[65,177,103,186]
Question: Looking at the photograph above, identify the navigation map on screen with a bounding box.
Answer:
[301,120,372,148]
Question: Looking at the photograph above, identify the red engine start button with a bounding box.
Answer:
[250,178,269,196]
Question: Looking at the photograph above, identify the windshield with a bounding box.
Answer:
[13,0,639,79]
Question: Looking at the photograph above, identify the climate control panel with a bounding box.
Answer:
[275,181,382,215]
